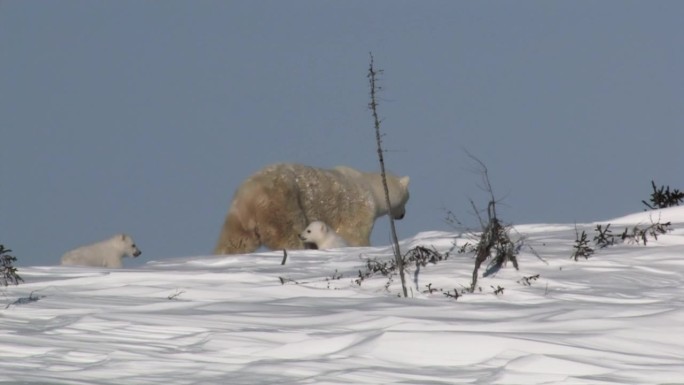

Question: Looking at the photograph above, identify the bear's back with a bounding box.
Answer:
[290,165,373,222]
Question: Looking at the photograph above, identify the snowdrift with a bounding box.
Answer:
[2,207,684,384]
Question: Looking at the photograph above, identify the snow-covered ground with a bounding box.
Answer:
[2,208,684,384]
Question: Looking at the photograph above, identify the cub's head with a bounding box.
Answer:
[116,234,142,258]
[299,221,330,244]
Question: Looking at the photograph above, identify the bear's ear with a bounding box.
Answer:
[400,176,410,188]
[319,222,327,233]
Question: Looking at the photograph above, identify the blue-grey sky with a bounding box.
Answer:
[2,1,683,267]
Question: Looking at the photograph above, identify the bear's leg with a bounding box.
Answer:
[259,212,309,251]
[337,216,374,247]
[214,210,261,255]
[343,233,372,247]
[254,197,309,251]
[261,231,304,250]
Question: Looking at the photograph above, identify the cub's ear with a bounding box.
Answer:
[319,222,327,233]
[400,176,410,188]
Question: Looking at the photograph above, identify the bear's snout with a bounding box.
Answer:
[132,249,142,257]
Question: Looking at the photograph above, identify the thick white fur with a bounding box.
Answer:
[299,221,349,249]
[61,234,142,268]
[214,163,410,254]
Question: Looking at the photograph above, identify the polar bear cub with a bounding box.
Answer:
[61,234,142,268]
[299,221,349,250]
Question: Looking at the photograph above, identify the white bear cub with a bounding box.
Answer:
[61,234,142,268]
[299,221,349,250]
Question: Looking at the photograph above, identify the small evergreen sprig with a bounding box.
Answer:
[571,228,594,261]
[642,181,684,210]
[1,245,24,286]
[620,221,672,246]
[593,224,615,249]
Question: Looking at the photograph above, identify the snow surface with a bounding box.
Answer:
[2,208,684,384]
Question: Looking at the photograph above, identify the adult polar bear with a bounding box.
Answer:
[214,163,410,255]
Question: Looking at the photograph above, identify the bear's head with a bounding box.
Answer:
[385,175,410,220]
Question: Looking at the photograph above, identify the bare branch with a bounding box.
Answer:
[463,152,521,292]
[368,53,407,298]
